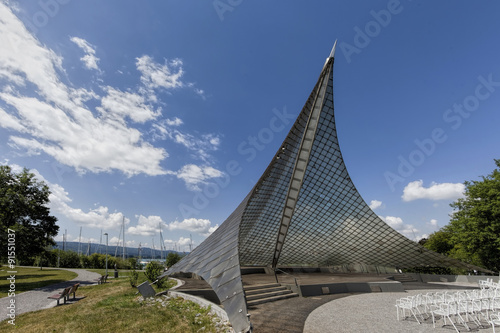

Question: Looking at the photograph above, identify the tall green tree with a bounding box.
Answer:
[446,159,500,271]
[421,227,454,255]
[165,252,182,268]
[0,166,59,264]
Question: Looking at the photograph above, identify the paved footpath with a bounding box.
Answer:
[0,268,101,322]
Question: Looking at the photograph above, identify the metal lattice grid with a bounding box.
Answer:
[162,45,491,333]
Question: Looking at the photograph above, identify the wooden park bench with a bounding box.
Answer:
[95,274,108,285]
[67,283,80,301]
[47,286,71,305]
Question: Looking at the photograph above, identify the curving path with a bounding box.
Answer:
[0,268,101,322]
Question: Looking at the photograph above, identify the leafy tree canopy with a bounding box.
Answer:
[0,165,59,264]
[424,160,500,272]
[165,252,182,268]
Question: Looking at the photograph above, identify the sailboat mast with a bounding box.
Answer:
[122,216,125,261]
[115,222,122,257]
[159,222,164,261]
[78,226,82,256]
[152,238,155,259]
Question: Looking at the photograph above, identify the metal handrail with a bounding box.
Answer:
[274,268,299,288]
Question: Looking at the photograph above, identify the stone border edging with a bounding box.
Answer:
[167,290,230,324]
[168,277,185,290]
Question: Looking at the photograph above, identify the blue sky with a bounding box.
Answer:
[1,0,499,254]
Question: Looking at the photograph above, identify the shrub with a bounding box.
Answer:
[129,270,139,287]
[80,254,91,268]
[127,257,138,270]
[145,261,168,289]
[58,250,81,268]
[166,252,182,268]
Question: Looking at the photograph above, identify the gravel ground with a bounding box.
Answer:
[304,289,497,333]
[0,268,101,322]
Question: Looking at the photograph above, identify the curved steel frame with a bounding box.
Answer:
[161,44,490,333]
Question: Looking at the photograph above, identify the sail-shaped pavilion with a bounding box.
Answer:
[161,43,488,333]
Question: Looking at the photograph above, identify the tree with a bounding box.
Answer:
[0,166,59,264]
[144,261,169,289]
[446,159,500,271]
[423,227,454,255]
[165,252,181,268]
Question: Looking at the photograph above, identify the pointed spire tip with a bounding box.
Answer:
[329,40,338,59]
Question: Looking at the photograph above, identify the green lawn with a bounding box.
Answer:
[0,266,77,298]
[0,275,230,333]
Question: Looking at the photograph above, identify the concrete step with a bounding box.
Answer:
[245,286,287,296]
[246,289,293,301]
[392,274,418,282]
[247,292,299,306]
[243,283,281,292]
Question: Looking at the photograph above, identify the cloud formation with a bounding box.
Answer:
[369,200,382,210]
[402,180,465,202]
[381,215,421,240]
[22,166,129,230]
[164,236,193,251]
[0,4,219,181]
[127,215,165,237]
[136,55,184,100]
[174,164,224,191]
[127,216,218,238]
[0,5,168,176]
[70,36,100,70]
[168,218,219,237]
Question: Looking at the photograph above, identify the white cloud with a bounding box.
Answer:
[107,238,136,248]
[164,236,193,251]
[109,236,121,245]
[55,233,71,242]
[166,117,183,126]
[194,88,206,100]
[70,36,100,71]
[136,55,184,91]
[70,236,99,244]
[428,219,439,229]
[125,240,136,247]
[369,200,382,210]
[127,215,166,237]
[98,86,160,123]
[164,237,191,247]
[49,184,126,230]
[382,216,404,229]
[207,224,219,235]
[381,215,420,240]
[402,180,465,202]
[168,218,217,237]
[12,164,135,239]
[174,164,224,191]
[1,4,220,182]
[173,132,221,160]
[149,119,220,162]
[0,4,66,106]
[0,5,168,177]
[15,166,126,230]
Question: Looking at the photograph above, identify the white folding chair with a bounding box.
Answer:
[490,312,500,333]
[431,301,461,333]
[420,292,435,317]
[396,296,422,324]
